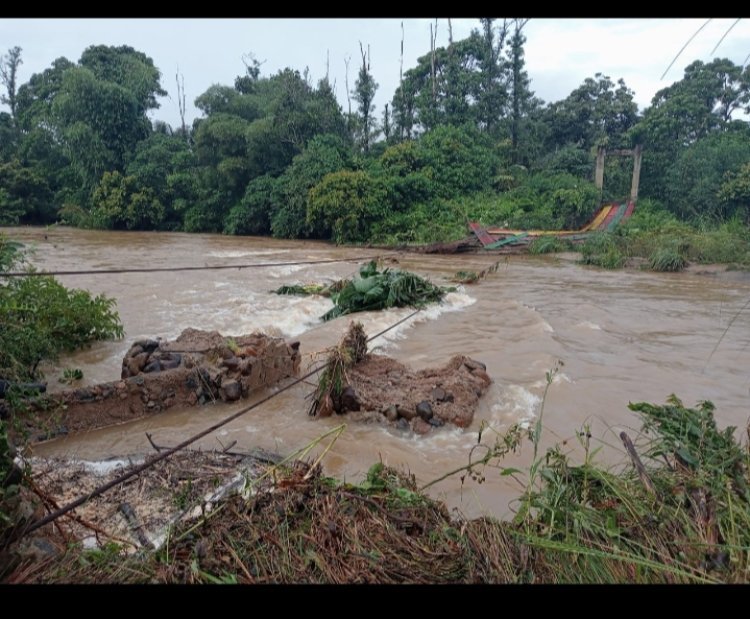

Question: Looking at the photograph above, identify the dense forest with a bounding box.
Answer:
[1,19,750,245]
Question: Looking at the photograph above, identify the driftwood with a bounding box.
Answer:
[620,431,656,496]
[118,502,154,549]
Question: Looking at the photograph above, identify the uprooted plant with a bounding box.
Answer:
[307,322,368,418]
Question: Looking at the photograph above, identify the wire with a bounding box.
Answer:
[0,255,387,278]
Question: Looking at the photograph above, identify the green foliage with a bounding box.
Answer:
[322,261,446,321]
[0,159,54,224]
[543,73,638,151]
[90,171,165,230]
[417,125,499,199]
[0,417,20,535]
[224,174,278,236]
[0,240,123,381]
[718,161,750,224]
[529,236,574,254]
[649,246,687,272]
[664,130,750,222]
[579,233,627,269]
[307,170,388,243]
[59,367,84,384]
[271,134,351,239]
[630,395,748,499]
[0,236,25,271]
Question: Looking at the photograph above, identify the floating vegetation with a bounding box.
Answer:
[322,261,448,322]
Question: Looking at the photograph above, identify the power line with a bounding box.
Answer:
[0,255,387,278]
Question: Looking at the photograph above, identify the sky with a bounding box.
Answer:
[1,18,749,128]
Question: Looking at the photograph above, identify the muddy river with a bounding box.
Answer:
[6,226,750,519]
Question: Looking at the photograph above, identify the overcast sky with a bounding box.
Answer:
[1,18,748,128]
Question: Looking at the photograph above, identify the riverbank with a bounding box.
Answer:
[6,392,750,584]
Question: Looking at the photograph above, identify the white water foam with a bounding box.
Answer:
[364,291,477,351]
[490,385,542,429]
[530,372,572,389]
[206,249,291,259]
[576,320,602,330]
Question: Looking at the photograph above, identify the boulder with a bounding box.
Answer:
[416,400,434,421]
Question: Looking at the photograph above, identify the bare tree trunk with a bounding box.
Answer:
[430,20,438,100]
[0,46,23,128]
[344,55,352,117]
[399,21,405,86]
[175,67,188,140]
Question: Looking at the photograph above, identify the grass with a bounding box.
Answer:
[529,236,574,255]
[649,246,687,272]
[579,233,627,269]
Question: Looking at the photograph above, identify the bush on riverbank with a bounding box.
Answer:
[0,236,124,384]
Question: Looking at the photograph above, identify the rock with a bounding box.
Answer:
[159,353,182,370]
[384,405,399,422]
[220,347,235,360]
[288,341,301,351]
[239,359,253,375]
[428,416,445,428]
[463,358,487,372]
[416,400,433,421]
[126,351,150,377]
[74,388,95,402]
[143,360,161,374]
[127,344,144,357]
[147,400,156,409]
[341,386,361,412]
[221,356,240,371]
[471,368,492,386]
[431,387,447,402]
[220,379,241,402]
[412,418,432,435]
[134,339,160,353]
[16,537,59,563]
[397,418,410,431]
[187,391,198,406]
[397,404,417,421]
[444,392,455,403]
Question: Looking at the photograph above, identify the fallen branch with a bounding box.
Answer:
[118,502,154,550]
[620,431,656,497]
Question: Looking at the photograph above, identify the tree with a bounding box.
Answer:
[271,133,351,238]
[78,45,166,114]
[0,159,53,224]
[632,58,750,205]
[352,43,379,153]
[476,18,509,135]
[544,73,638,152]
[308,170,388,243]
[418,124,498,199]
[0,46,22,127]
[662,128,750,221]
[90,170,164,230]
[506,19,542,164]
[718,161,750,223]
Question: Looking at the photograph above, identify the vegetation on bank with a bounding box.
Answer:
[11,393,749,584]
[0,235,123,539]
[0,236,123,384]
[572,202,750,272]
[1,22,748,250]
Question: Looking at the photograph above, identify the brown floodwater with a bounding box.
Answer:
[5,226,750,519]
